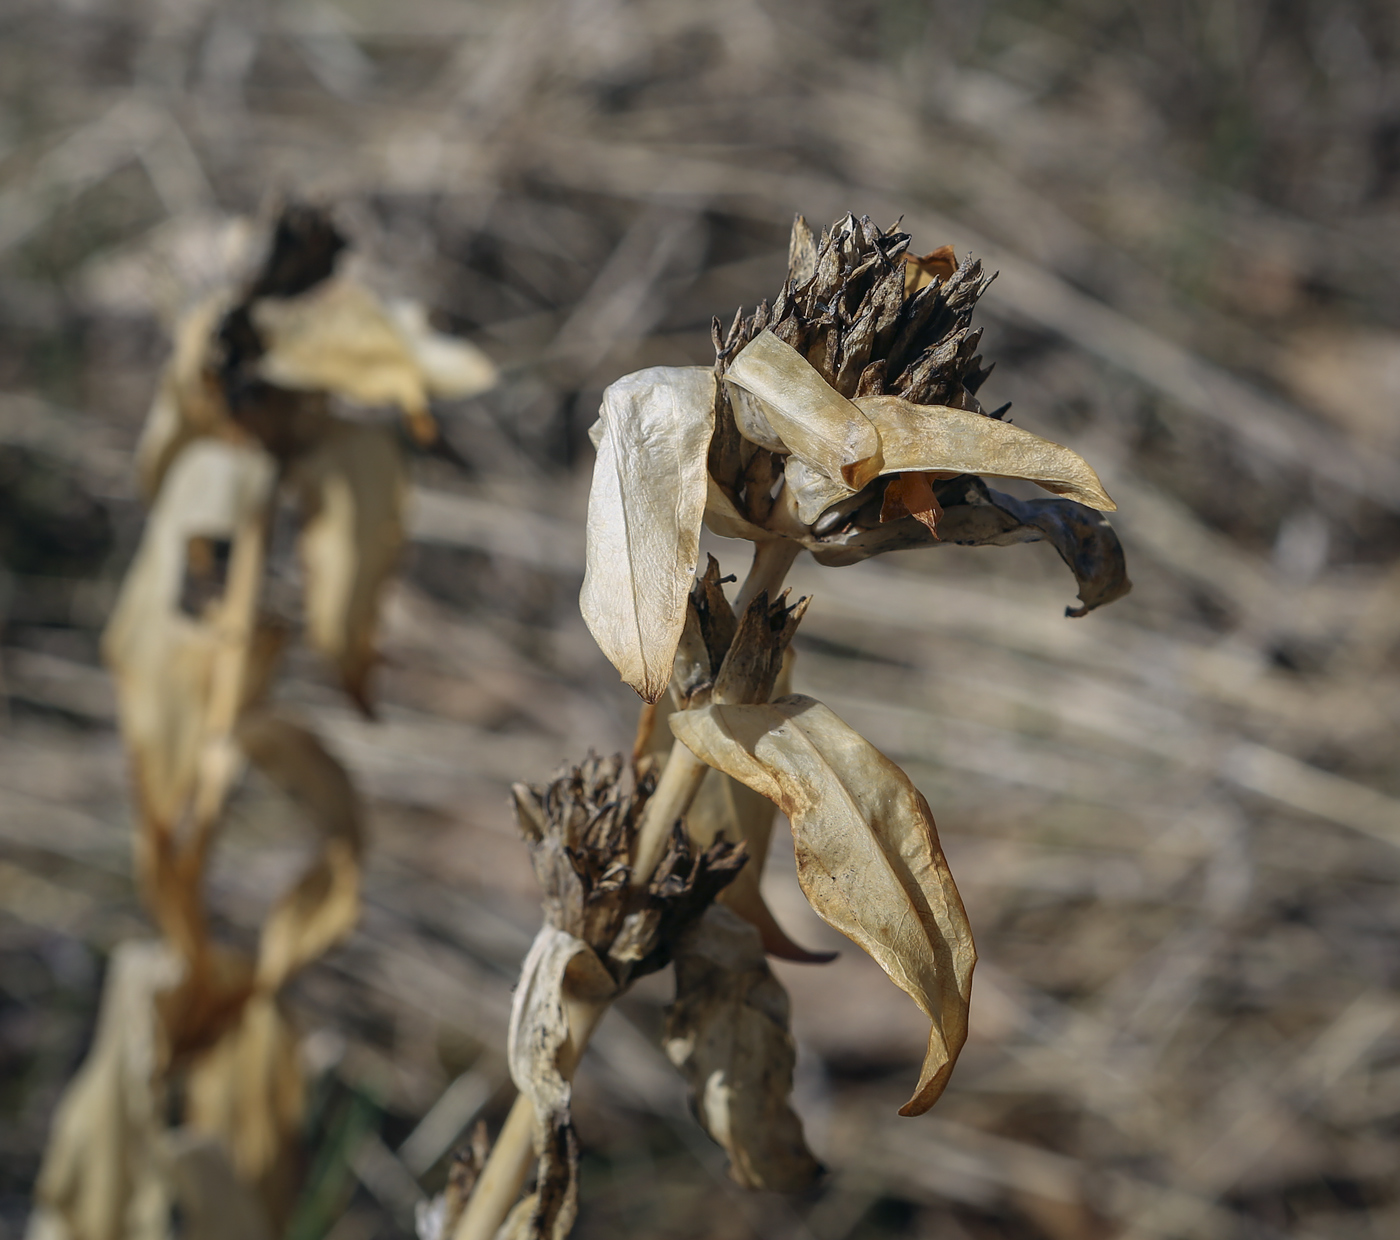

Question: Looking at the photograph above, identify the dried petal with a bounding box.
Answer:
[880,472,944,537]
[665,906,821,1189]
[581,367,716,702]
[289,419,406,714]
[725,331,883,488]
[670,696,975,1116]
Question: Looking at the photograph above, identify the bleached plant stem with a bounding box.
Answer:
[733,538,799,614]
[453,997,609,1240]
[456,541,795,1240]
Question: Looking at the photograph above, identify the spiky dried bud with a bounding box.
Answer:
[511,753,747,980]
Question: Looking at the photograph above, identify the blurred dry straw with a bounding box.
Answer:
[4,2,1400,1239]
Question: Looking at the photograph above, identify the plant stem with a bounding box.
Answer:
[456,538,800,1238]
[733,538,800,614]
[453,995,609,1240]
[629,742,709,888]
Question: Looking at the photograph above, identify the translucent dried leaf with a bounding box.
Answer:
[855,394,1116,511]
[670,695,975,1116]
[812,475,1132,614]
[103,439,279,830]
[703,475,779,543]
[252,278,439,425]
[880,472,944,536]
[186,712,363,1223]
[32,942,184,1240]
[581,366,716,702]
[687,768,834,963]
[134,295,236,501]
[289,418,406,713]
[507,926,617,1240]
[386,300,498,398]
[725,331,883,488]
[665,906,821,1190]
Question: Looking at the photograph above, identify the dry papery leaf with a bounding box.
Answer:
[724,329,883,489]
[185,712,363,1223]
[507,926,618,1240]
[661,567,835,961]
[812,474,1132,614]
[289,418,407,714]
[729,330,1115,525]
[670,695,975,1117]
[581,366,715,702]
[505,756,756,1235]
[135,203,497,493]
[253,277,496,443]
[665,905,822,1190]
[29,943,275,1240]
[103,438,281,839]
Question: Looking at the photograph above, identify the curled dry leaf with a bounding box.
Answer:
[103,439,280,832]
[725,330,883,488]
[32,942,186,1240]
[507,925,617,1240]
[186,712,364,1224]
[251,278,473,442]
[665,905,821,1190]
[812,475,1132,615]
[856,394,1115,510]
[741,334,1115,526]
[670,695,975,1117]
[134,295,236,500]
[289,418,406,714]
[581,366,715,702]
[385,299,498,399]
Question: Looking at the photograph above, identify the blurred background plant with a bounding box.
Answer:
[2,1,1400,1238]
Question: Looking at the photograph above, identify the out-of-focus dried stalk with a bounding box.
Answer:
[31,203,489,1240]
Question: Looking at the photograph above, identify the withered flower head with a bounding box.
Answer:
[582,212,1129,705]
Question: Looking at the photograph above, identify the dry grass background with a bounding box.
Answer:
[3,1,1400,1237]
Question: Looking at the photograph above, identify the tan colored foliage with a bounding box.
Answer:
[670,695,976,1116]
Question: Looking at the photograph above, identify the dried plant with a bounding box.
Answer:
[440,213,1130,1240]
[28,205,496,1240]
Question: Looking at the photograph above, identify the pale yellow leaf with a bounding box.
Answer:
[670,695,975,1116]
[103,440,278,829]
[665,906,821,1190]
[252,278,431,417]
[386,300,498,398]
[725,330,883,488]
[289,418,406,713]
[33,941,184,1240]
[702,475,780,543]
[854,394,1116,511]
[134,295,235,500]
[507,925,616,1240]
[581,366,715,703]
[186,712,364,1225]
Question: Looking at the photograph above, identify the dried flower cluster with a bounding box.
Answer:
[441,214,1130,1240]
[30,205,496,1240]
